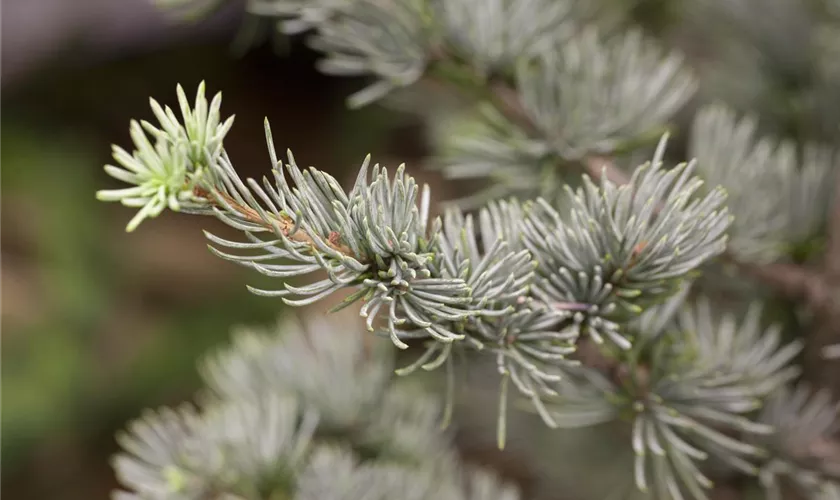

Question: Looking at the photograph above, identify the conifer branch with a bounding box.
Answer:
[439,65,834,315]
[96,1,840,498]
[722,256,837,313]
[193,185,357,258]
[584,156,630,186]
[112,314,523,499]
[825,169,840,281]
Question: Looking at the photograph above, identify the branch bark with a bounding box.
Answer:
[195,186,357,258]
[824,169,840,282]
[721,256,838,313]
[807,168,840,398]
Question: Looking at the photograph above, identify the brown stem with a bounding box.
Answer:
[194,186,357,258]
[824,169,840,282]
[721,256,838,313]
[807,164,840,398]
[487,80,539,135]
[585,156,631,185]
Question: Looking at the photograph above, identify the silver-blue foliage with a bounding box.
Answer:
[113,395,318,499]
[436,0,575,76]
[200,314,393,430]
[112,314,521,499]
[98,0,840,490]
[521,136,731,349]
[690,104,837,263]
[306,0,436,108]
[99,83,739,474]
[96,82,234,231]
[517,28,696,161]
[753,383,840,500]
[431,105,557,207]
[543,295,802,500]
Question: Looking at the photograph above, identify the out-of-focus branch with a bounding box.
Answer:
[482,71,840,412]
[426,46,840,411]
[584,156,630,185]
[480,73,837,315]
[722,256,838,313]
[824,169,840,281]
[807,168,840,398]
